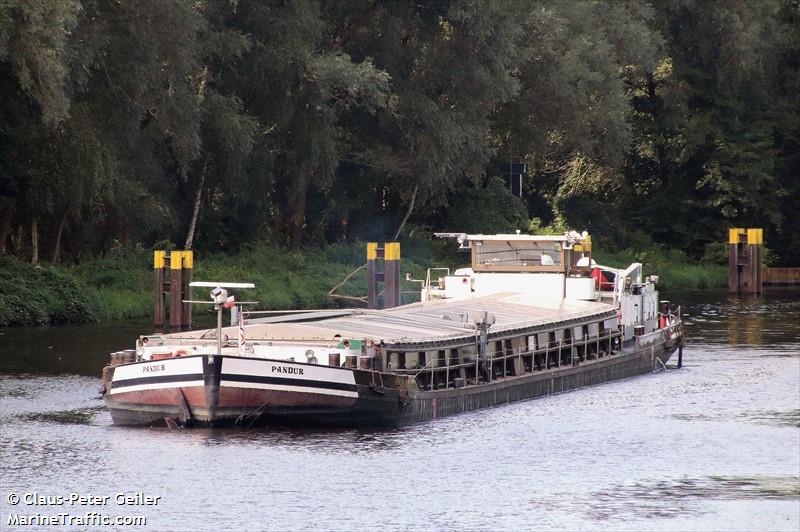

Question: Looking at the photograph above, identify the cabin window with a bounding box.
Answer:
[474,241,562,267]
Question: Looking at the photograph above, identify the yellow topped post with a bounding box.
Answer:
[729,228,762,293]
[367,243,378,309]
[154,250,166,269]
[366,242,378,261]
[574,234,591,253]
[154,249,195,328]
[181,250,193,328]
[384,242,401,261]
[170,251,183,270]
[384,242,401,308]
[169,252,183,327]
[746,228,763,245]
[181,250,193,268]
[154,250,166,327]
[366,242,401,309]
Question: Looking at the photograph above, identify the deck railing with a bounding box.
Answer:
[390,329,624,390]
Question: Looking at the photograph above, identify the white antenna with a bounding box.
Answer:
[184,281,256,360]
[189,281,255,288]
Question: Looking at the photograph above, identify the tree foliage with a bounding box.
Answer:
[0,0,797,265]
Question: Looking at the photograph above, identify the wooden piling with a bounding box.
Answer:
[154,249,195,328]
[728,228,763,294]
[181,250,193,328]
[367,243,378,309]
[384,242,400,308]
[746,228,763,294]
[169,252,183,328]
[153,250,166,328]
[366,242,400,309]
[728,228,742,293]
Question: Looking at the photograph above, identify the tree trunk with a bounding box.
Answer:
[69,216,82,264]
[289,180,308,249]
[184,163,206,250]
[31,218,38,265]
[0,205,14,254]
[51,213,68,263]
[13,224,23,256]
[645,72,668,185]
[392,184,418,240]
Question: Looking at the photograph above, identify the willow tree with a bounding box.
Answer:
[490,0,663,237]
[620,0,799,257]
[0,0,81,258]
[211,1,391,249]
[322,0,526,240]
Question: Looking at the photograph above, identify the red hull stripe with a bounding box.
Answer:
[106,387,207,406]
[218,388,356,408]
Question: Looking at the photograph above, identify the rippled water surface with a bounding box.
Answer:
[1,289,799,531]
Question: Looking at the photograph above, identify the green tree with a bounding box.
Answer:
[622,0,797,258]
[321,0,526,241]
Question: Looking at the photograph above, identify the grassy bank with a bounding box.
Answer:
[0,239,724,327]
[0,240,456,327]
[594,248,727,292]
[0,257,102,326]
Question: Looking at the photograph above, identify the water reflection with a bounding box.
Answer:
[586,475,800,522]
[680,288,800,352]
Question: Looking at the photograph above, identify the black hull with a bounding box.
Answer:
[104,341,678,428]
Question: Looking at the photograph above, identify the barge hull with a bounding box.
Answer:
[104,342,677,428]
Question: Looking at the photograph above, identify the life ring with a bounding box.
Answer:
[174,348,192,357]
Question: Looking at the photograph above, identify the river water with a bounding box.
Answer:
[1,289,798,531]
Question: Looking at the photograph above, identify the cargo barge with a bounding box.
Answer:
[101,231,685,427]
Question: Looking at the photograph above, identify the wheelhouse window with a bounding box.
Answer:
[472,240,563,272]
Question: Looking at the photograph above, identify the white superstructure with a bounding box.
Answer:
[424,231,663,342]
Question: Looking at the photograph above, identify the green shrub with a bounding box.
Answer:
[594,245,727,292]
[0,257,101,326]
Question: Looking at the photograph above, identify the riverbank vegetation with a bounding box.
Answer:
[0,240,450,326]
[0,238,725,326]
[0,1,795,325]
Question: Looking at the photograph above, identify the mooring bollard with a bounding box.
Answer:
[153,249,194,328]
[153,250,166,328]
[728,228,762,294]
[366,242,401,309]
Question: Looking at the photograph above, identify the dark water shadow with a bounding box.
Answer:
[672,408,800,428]
[21,406,106,425]
[587,475,800,521]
